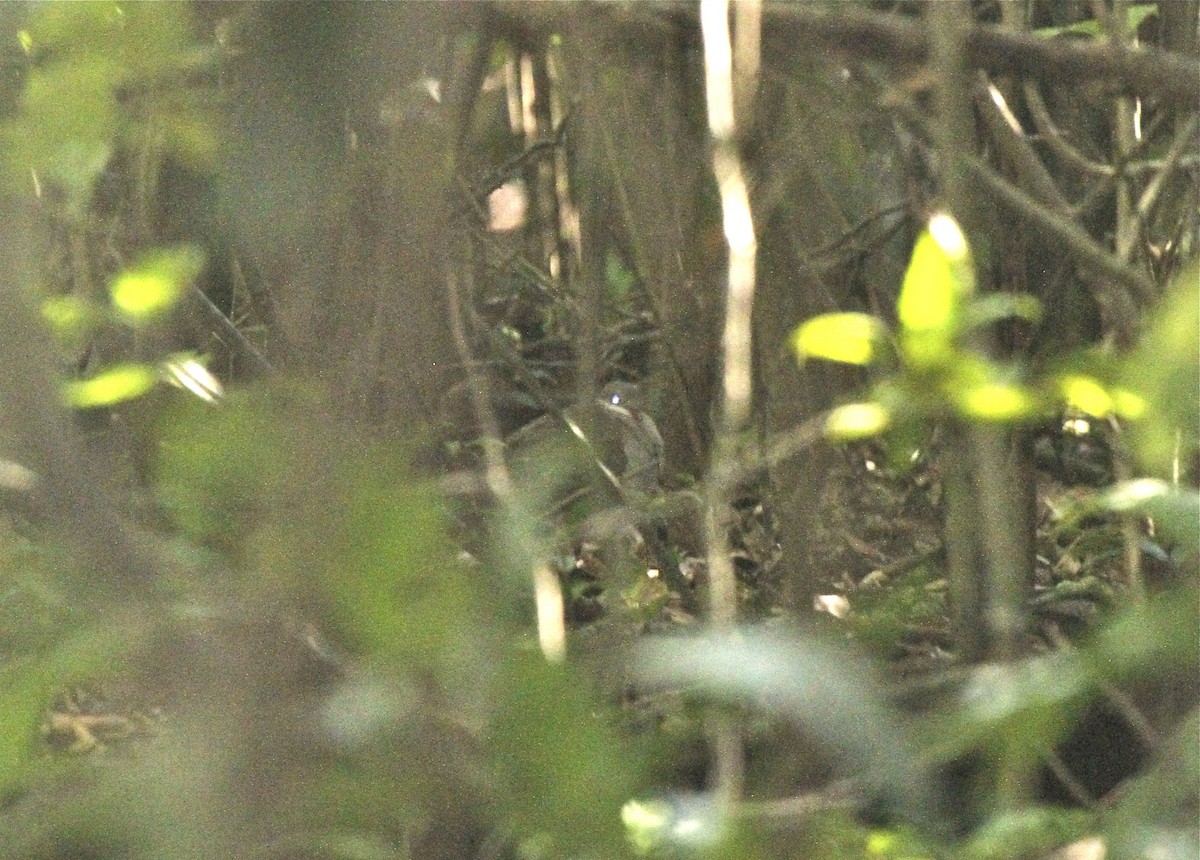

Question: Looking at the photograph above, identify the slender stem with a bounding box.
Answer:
[700,0,760,806]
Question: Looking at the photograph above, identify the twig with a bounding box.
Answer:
[762,4,1200,107]
[1040,746,1099,808]
[1045,625,1161,750]
[1022,81,1114,177]
[447,264,566,663]
[731,779,859,821]
[1116,114,1200,265]
[965,161,1147,339]
[855,60,1150,342]
[973,74,1073,215]
[185,285,274,378]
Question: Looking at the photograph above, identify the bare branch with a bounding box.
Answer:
[764,4,1200,107]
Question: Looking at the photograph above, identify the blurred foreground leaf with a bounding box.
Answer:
[1124,262,1200,477]
[491,651,642,859]
[0,616,149,796]
[635,630,938,831]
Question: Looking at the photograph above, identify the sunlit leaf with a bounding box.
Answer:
[622,794,726,856]
[1099,480,1199,558]
[64,363,157,408]
[1102,478,1172,511]
[825,402,891,438]
[1111,388,1147,419]
[898,213,974,335]
[792,312,886,365]
[1059,374,1116,417]
[866,828,937,860]
[110,246,205,322]
[956,380,1035,421]
[623,799,673,854]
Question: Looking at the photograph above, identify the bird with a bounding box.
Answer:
[504,380,664,524]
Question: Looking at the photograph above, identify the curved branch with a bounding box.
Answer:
[764,5,1200,106]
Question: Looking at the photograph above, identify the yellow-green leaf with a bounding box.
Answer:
[64,363,156,408]
[792,313,886,365]
[1059,374,1115,417]
[109,245,205,322]
[956,381,1035,421]
[622,799,673,855]
[1111,388,1146,419]
[825,402,891,439]
[898,214,974,333]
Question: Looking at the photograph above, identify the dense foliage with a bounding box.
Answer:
[0,3,1195,859]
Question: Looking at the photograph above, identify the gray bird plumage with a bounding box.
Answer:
[505,382,664,519]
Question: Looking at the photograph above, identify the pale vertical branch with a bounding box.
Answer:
[446,264,566,663]
[441,41,566,662]
[700,0,759,807]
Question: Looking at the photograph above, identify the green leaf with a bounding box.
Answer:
[64,363,157,408]
[1104,710,1199,859]
[961,292,1043,331]
[793,312,887,366]
[635,631,938,830]
[110,245,205,323]
[7,59,118,209]
[5,3,213,210]
[1123,262,1200,476]
[1096,480,1200,559]
[955,379,1036,422]
[960,807,1093,860]
[605,252,636,302]
[898,214,975,370]
[0,619,147,796]
[492,651,640,859]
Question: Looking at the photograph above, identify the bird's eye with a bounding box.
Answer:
[609,392,622,406]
